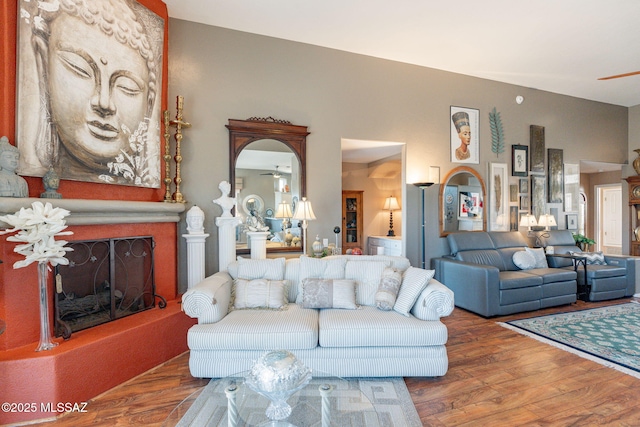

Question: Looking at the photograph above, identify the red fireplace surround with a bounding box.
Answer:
[0,1,199,424]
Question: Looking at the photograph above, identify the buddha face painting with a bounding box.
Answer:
[17,0,164,187]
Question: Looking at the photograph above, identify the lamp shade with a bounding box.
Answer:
[538,214,557,229]
[519,214,537,227]
[292,197,316,221]
[274,201,293,219]
[383,196,400,211]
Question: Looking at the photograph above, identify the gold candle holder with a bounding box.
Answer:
[169,96,191,203]
[162,110,173,202]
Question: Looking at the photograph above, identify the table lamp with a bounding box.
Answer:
[538,214,557,231]
[274,201,293,229]
[383,196,400,237]
[519,214,537,231]
[292,197,316,256]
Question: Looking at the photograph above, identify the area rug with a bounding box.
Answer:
[175,377,421,426]
[499,302,640,379]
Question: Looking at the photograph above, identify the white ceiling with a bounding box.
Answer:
[163,0,640,108]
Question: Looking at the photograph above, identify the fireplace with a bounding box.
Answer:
[54,236,165,338]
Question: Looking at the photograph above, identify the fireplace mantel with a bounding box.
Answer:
[0,198,185,226]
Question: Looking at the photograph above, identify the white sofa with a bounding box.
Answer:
[182,255,454,378]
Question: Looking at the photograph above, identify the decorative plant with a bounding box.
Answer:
[0,201,73,268]
[573,233,595,251]
[489,107,505,157]
[0,201,73,351]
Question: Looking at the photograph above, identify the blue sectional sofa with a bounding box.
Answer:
[432,231,577,317]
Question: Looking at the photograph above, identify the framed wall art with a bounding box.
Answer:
[510,184,518,202]
[547,148,564,203]
[531,175,547,219]
[566,214,578,230]
[564,163,580,212]
[511,144,528,177]
[16,0,165,188]
[450,106,480,164]
[530,125,545,173]
[519,178,529,194]
[510,206,519,231]
[520,196,529,210]
[489,162,509,231]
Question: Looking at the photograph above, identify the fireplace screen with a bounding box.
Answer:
[54,236,161,338]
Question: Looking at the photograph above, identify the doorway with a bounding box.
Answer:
[595,184,622,254]
[341,139,406,255]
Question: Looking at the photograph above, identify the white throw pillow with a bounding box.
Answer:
[300,278,357,309]
[394,267,436,317]
[525,247,548,268]
[513,251,537,270]
[233,278,287,309]
[237,257,286,280]
[375,267,403,311]
[345,260,390,306]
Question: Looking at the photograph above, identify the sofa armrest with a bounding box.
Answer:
[182,271,232,324]
[411,278,454,320]
[431,257,501,317]
[604,255,637,296]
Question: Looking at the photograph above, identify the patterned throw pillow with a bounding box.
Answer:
[570,251,607,265]
[525,247,548,268]
[513,251,537,270]
[233,278,287,309]
[300,278,357,309]
[374,267,403,311]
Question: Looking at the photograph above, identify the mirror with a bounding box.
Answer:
[439,166,487,237]
[228,118,309,254]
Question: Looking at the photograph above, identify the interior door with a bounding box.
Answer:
[601,185,622,251]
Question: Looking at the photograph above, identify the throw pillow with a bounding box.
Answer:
[394,267,436,317]
[296,256,347,303]
[345,260,390,306]
[233,278,287,310]
[237,257,286,280]
[300,278,357,309]
[525,247,548,268]
[512,251,537,270]
[570,251,607,265]
[375,267,403,311]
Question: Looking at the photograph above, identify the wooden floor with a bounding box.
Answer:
[32,298,640,426]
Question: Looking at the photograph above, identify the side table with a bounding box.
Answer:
[546,253,589,300]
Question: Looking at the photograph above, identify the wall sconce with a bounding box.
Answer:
[383,196,400,236]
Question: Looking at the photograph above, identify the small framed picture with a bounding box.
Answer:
[519,178,529,193]
[566,214,578,230]
[520,196,529,210]
[450,106,480,164]
[510,184,518,202]
[511,145,528,177]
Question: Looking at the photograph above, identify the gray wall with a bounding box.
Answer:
[168,19,630,289]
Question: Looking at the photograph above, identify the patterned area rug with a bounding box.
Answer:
[174,377,421,426]
[499,302,640,378]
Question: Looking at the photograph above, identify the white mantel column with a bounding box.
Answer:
[182,233,209,289]
[216,216,242,271]
[245,231,270,259]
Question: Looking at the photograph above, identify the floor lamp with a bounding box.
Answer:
[413,182,434,269]
[292,197,316,256]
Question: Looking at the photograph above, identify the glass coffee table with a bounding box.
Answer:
[163,371,381,426]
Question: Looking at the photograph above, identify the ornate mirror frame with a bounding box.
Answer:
[228,117,309,253]
[439,166,487,237]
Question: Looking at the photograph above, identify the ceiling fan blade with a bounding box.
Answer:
[598,70,640,80]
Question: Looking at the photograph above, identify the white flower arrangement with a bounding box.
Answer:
[0,201,73,269]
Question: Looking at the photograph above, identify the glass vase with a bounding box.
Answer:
[36,262,58,352]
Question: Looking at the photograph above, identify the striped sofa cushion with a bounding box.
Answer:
[236,257,286,280]
[394,267,436,316]
[187,304,318,350]
[318,306,448,347]
[344,260,390,306]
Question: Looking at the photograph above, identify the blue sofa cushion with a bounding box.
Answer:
[526,267,576,284]
[456,249,505,270]
[498,271,542,290]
